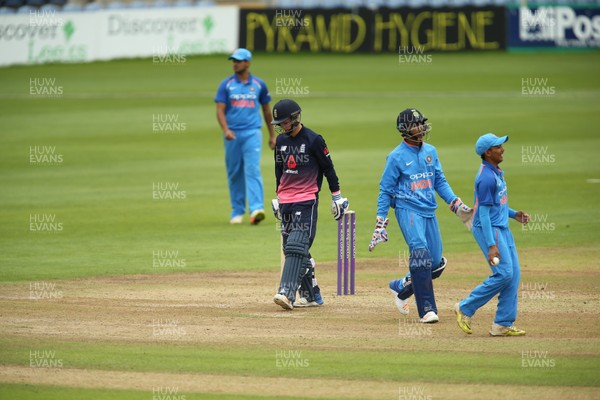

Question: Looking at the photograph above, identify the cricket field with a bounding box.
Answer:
[1,51,599,399]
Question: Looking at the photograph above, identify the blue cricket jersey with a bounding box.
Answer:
[473,161,509,229]
[377,141,456,218]
[214,73,271,131]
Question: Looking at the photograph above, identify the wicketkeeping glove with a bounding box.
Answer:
[450,197,474,231]
[271,198,281,221]
[331,191,349,221]
[368,216,389,252]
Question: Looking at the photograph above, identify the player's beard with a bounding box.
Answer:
[404,123,430,144]
[405,130,425,145]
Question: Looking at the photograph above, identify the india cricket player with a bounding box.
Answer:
[271,99,349,310]
[369,108,473,323]
[215,48,276,225]
[454,133,529,336]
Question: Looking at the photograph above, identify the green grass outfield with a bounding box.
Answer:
[1,52,600,399]
[1,52,599,280]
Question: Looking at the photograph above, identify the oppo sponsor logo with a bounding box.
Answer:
[409,172,433,180]
[107,15,198,36]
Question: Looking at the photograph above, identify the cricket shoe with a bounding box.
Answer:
[389,277,409,293]
[489,323,526,337]
[273,294,293,310]
[293,297,320,307]
[313,290,324,306]
[454,302,472,334]
[389,289,409,315]
[420,311,439,324]
[229,215,243,224]
[250,210,265,225]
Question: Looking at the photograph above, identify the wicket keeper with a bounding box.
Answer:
[271,99,349,310]
[369,108,473,323]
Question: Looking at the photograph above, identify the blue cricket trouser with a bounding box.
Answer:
[460,226,520,326]
[224,129,264,218]
[395,208,443,317]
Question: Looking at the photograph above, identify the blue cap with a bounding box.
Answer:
[228,48,252,61]
[475,133,509,156]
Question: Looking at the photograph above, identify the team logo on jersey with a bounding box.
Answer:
[300,144,305,153]
[287,155,297,169]
[426,155,432,163]
[249,86,255,92]
[324,147,329,156]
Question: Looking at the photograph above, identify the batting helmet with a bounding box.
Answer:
[271,99,302,125]
[396,108,429,137]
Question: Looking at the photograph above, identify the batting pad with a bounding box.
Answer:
[298,259,316,301]
[409,248,437,318]
[396,257,447,301]
[279,230,310,302]
[431,257,447,279]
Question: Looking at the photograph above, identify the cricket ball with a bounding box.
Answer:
[492,257,500,266]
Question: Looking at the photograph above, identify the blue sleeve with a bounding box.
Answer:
[476,172,496,206]
[214,80,227,104]
[258,79,272,105]
[433,153,456,204]
[479,205,496,248]
[376,154,400,218]
[508,208,516,219]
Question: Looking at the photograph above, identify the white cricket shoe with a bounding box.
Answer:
[293,298,320,308]
[230,215,243,224]
[274,294,293,310]
[389,289,409,315]
[420,311,439,323]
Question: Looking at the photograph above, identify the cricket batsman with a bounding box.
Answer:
[271,99,349,310]
[369,108,473,323]
[454,133,529,336]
